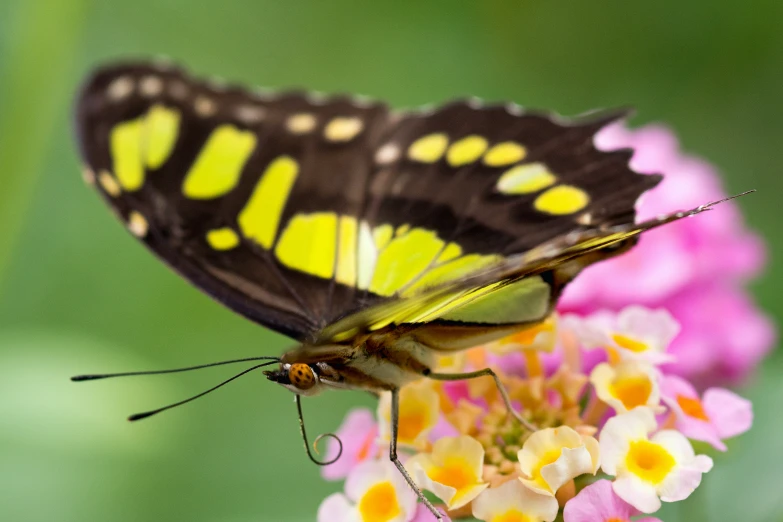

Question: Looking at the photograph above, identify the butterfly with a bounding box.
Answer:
[71,60,741,520]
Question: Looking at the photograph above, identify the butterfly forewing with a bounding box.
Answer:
[74,61,660,344]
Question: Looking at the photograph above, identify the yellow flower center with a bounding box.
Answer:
[676,395,710,421]
[530,448,563,490]
[625,440,676,484]
[358,481,401,522]
[491,510,532,522]
[606,519,628,522]
[430,457,477,492]
[612,333,649,353]
[610,375,652,409]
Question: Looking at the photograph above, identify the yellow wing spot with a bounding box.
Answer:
[275,213,338,279]
[408,133,449,163]
[370,228,445,296]
[446,135,488,167]
[127,211,149,237]
[287,113,317,134]
[106,76,134,101]
[111,118,144,191]
[534,185,590,215]
[239,156,299,248]
[98,170,121,197]
[496,163,557,195]
[144,104,180,169]
[336,216,358,286]
[194,96,217,117]
[139,75,164,97]
[436,242,463,263]
[324,117,364,142]
[483,141,527,166]
[82,166,95,185]
[395,224,410,237]
[182,125,257,199]
[373,224,394,250]
[206,227,240,250]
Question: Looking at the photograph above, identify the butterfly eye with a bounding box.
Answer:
[288,363,316,390]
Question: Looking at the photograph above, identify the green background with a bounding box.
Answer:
[0,1,780,521]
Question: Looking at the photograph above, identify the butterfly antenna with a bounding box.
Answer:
[71,356,281,381]
[295,395,342,466]
[126,360,279,421]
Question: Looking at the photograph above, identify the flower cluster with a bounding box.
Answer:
[560,122,774,387]
[315,122,766,521]
[318,308,753,521]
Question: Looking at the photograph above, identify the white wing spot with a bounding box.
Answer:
[128,211,149,237]
[194,96,217,117]
[576,212,593,225]
[375,143,401,164]
[82,166,95,185]
[235,105,267,124]
[98,170,121,197]
[287,113,317,134]
[505,103,524,116]
[139,75,164,97]
[106,76,134,101]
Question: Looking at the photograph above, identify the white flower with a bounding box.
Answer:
[317,459,418,522]
[599,408,713,513]
[517,426,600,496]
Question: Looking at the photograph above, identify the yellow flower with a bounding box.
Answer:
[590,361,664,414]
[517,426,600,496]
[472,478,559,522]
[378,380,440,449]
[406,435,489,509]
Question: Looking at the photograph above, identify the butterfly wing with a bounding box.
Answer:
[75,61,661,346]
[75,62,391,340]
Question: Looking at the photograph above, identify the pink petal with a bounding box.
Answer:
[703,387,753,439]
[563,480,639,521]
[409,504,451,522]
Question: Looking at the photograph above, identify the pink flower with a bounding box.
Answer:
[560,121,773,386]
[322,408,379,481]
[660,374,753,451]
[563,480,662,522]
[409,504,451,522]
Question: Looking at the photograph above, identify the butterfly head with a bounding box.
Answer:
[264,362,323,396]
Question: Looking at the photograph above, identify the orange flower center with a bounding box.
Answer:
[356,428,377,461]
[358,481,401,522]
[430,457,476,492]
[677,395,710,421]
[398,407,427,442]
[625,440,675,484]
[611,375,652,409]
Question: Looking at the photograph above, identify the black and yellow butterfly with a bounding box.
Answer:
[72,60,730,520]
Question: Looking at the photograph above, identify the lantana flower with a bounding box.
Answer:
[599,407,713,513]
[660,374,753,451]
[323,408,379,480]
[318,460,418,522]
[378,380,440,449]
[563,479,662,522]
[517,426,600,496]
[406,435,489,510]
[576,307,678,366]
[561,121,773,386]
[590,361,664,414]
[471,478,559,522]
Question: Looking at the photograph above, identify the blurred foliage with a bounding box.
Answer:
[0,1,780,521]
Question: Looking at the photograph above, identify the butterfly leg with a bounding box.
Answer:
[389,388,443,521]
[427,368,537,432]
